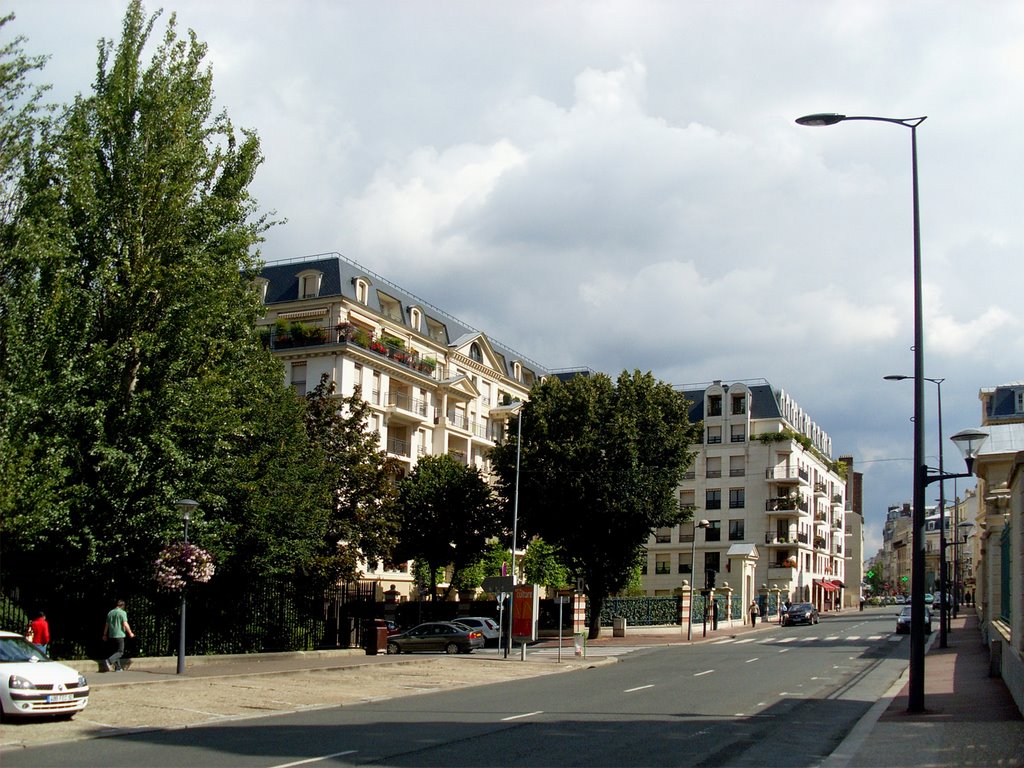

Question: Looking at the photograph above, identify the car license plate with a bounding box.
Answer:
[47,693,74,703]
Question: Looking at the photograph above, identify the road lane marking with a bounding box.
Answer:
[847,635,860,640]
[776,637,796,643]
[826,636,840,640]
[502,711,543,721]
[624,685,655,693]
[712,638,736,645]
[271,751,358,768]
[778,648,791,653]
[745,657,759,663]
[694,669,715,677]
[735,638,756,644]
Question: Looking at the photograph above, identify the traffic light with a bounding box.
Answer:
[705,568,716,590]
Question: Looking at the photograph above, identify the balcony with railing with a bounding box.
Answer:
[385,390,429,422]
[765,466,809,484]
[264,322,444,379]
[766,497,801,512]
[386,436,410,457]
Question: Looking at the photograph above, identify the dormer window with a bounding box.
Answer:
[378,291,402,322]
[251,277,269,303]
[353,277,369,304]
[470,342,482,362]
[731,394,746,415]
[707,395,722,417]
[513,361,522,382]
[297,269,323,300]
[1017,389,1024,413]
[409,307,421,332]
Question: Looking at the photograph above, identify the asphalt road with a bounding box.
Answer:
[2,611,906,767]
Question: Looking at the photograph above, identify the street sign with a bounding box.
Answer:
[482,575,514,593]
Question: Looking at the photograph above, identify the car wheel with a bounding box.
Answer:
[814,616,819,625]
[445,642,459,655]
[386,642,400,655]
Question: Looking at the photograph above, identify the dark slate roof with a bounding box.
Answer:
[986,383,1024,420]
[677,381,782,423]
[258,253,549,380]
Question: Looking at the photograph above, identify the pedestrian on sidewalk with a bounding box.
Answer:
[749,600,760,625]
[27,611,50,655]
[102,599,135,672]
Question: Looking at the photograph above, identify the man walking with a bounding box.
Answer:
[103,599,135,672]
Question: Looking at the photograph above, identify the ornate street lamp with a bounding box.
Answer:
[174,499,199,675]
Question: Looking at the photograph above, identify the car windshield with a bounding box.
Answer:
[899,607,912,617]
[0,636,50,663]
[789,604,812,612]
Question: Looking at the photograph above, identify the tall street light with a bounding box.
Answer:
[174,499,198,675]
[490,401,524,658]
[885,374,949,648]
[797,111,931,710]
[686,519,711,642]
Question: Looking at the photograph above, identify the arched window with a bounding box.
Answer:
[470,342,482,362]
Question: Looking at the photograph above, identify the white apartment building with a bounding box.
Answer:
[255,253,545,597]
[642,380,847,612]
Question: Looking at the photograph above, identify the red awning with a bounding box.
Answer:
[816,580,839,592]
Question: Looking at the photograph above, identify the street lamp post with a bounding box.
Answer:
[797,111,928,710]
[174,499,199,675]
[686,519,711,642]
[884,374,949,647]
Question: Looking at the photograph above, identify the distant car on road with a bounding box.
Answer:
[895,605,932,634]
[452,617,500,646]
[386,622,485,655]
[0,631,90,720]
[781,603,819,626]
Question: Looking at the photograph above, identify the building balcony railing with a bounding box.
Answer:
[385,391,429,417]
[682,470,696,480]
[264,323,445,379]
[386,436,410,457]
[766,497,801,512]
[765,466,809,483]
[706,470,722,479]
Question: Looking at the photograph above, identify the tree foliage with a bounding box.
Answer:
[395,454,502,600]
[491,371,700,637]
[303,373,400,584]
[0,2,320,602]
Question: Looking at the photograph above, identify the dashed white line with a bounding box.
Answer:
[270,752,358,768]
[745,658,759,663]
[502,711,543,721]
[694,669,715,677]
[624,684,654,693]
[735,638,756,644]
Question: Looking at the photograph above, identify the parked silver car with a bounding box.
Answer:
[385,622,485,655]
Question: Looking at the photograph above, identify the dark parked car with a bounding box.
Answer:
[386,622,485,655]
[781,603,819,626]
[895,606,932,634]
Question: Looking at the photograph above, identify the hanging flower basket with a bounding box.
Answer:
[154,543,215,591]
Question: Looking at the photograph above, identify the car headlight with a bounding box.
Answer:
[78,674,88,688]
[8,675,34,690]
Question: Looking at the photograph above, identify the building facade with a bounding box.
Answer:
[256,253,546,598]
[641,380,847,614]
[967,382,1024,716]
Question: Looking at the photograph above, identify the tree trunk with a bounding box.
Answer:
[587,593,603,639]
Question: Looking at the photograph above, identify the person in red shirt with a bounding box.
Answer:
[28,611,50,655]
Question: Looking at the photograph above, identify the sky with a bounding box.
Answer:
[9,1,1023,561]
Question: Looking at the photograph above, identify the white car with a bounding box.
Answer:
[452,617,501,646]
[0,631,89,720]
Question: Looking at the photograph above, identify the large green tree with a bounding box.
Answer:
[0,2,321,600]
[303,373,400,584]
[395,454,502,600]
[491,371,700,638]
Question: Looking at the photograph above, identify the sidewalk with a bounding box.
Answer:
[825,612,1024,767]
